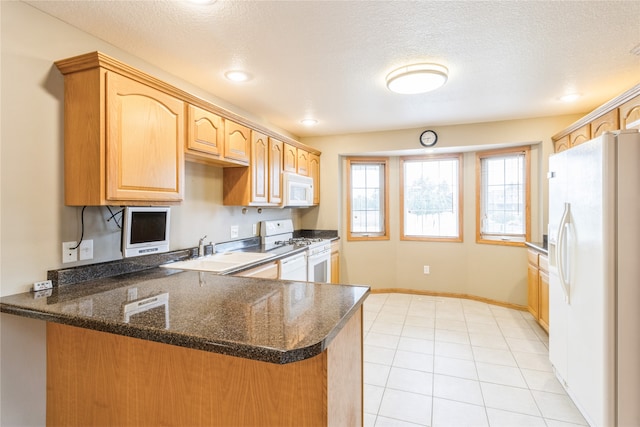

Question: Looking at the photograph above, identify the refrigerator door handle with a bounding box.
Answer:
[556,202,571,303]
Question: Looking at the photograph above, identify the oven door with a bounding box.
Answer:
[307,248,331,283]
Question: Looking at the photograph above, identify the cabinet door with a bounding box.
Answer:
[309,153,320,205]
[619,93,640,130]
[527,263,539,320]
[297,149,310,176]
[106,71,184,202]
[251,131,269,204]
[591,109,619,138]
[269,138,284,204]
[225,121,251,164]
[186,104,224,160]
[234,262,279,279]
[539,269,549,332]
[554,135,570,153]
[569,124,591,148]
[330,241,340,284]
[283,143,297,172]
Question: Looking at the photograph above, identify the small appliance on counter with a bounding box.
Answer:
[121,206,171,258]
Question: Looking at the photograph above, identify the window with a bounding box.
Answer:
[476,147,530,245]
[347,157,389,240]
[401,154,463,241]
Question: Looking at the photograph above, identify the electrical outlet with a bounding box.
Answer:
[33,280,53,291]
[230,225,239,238]
[423,265,430,275]
[62,241,78,263]
[79,239,93,260]
[252,223,257,235]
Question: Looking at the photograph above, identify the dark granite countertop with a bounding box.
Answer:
[0,267,368,364]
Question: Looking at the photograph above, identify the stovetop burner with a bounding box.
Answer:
[274,237,324,247]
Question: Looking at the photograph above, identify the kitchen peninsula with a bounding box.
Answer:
[0,264,369,426]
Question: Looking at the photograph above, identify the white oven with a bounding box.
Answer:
[307,241,331,283]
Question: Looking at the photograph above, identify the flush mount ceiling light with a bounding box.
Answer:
[300,118,318,126]
[559,93,581,103]
[224,70,251,83]
[386,63,448,94]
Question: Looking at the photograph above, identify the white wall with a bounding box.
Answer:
[300,115,582,304]
[0,2,302,424]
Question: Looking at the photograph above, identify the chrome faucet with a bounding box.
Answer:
[198,235,207,257]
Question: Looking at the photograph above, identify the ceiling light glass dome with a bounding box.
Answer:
[386,63,448,94]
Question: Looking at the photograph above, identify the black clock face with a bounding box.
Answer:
[420,130,438,147]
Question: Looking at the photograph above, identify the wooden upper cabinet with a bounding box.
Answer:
[269,138,284,205]
[55,51,185,205]
[590,109,619,138]
[569,124,591,148]
[105,72,184,203]
[619,93,640,130]
[283,143,297,173]
[223,132,282,207]
[224,121,251,165]
[186,104,224,162]
[250,131,269,204]
[309,153,320,205]
[297,149,310,176]
[554,135,570,153]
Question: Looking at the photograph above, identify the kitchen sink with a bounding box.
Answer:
[160,251,276,273]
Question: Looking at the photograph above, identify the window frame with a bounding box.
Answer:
[346,157,390,241]
[475,146,531,246]
[400,153,464,242]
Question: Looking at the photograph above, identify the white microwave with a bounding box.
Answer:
[282,172,313,207]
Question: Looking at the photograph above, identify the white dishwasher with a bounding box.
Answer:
[278,252,307,281]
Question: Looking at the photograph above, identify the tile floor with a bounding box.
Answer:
[362,293,588,427]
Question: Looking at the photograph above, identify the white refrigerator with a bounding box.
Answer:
[547,129,640,427]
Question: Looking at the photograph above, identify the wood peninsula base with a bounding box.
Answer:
[46,308,363,427]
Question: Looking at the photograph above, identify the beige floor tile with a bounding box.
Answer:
[432,398,488,427]
[531,390,588,425]
[364,362,391,387]
[434,341,474,361]
[434,356,478,380]
[364,344,396,365]
[393,349,434,372]
[433,374,484,406]
[486,408,547,426]
[397,337,434,355]
[378,389,432,425]
[480,382,540,416]
[476,362,527,388]
[386,366,433,395]
[471,346,518,367]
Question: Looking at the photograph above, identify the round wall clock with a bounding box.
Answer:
[419,130,438,147]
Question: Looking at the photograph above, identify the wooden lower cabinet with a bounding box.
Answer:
[234,261,279,279]
[527,248,549,333]
[331,241,340,284]
[46,309,363,427]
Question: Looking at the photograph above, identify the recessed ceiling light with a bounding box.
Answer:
[386,63,448,94]
[224,70,251,82]
[560,93,581,102]
[300,119,318,126]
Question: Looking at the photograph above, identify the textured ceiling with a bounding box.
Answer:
[24,0,640,138]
